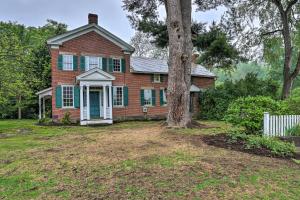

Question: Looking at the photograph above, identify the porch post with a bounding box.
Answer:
[86,86,90,120]
[42,97,45,118]
[103,85,107,119]
[109,85,112,119]
[80,85,84,121]
[38,96,41,119]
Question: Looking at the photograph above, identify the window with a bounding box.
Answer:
[113,86,123,106]
[153,74,161,83]
[63,55,73,71]
[144,89,152,106]
[62,86,74,108]
[89,56,99,70]
[113,58,121,72]
[162,89,167,105]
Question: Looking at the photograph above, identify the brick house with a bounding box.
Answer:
[37,14,215,125]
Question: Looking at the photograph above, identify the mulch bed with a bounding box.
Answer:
[202,134,299,160]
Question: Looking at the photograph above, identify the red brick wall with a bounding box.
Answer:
[51,30,215,121]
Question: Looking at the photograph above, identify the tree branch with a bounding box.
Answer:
[286,0,298,13]
[291,51,300,79]
[261,29,283,36]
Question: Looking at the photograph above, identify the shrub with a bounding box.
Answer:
[228,130,296,157]
[38,117,52,125]
[225,96,284,134]
[61,112,72,125]
[199,73,279,120]
[285,124,300,136]
[245,135,296,157]
[282,87,300,115]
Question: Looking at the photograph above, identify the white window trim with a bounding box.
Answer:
[113,86,124,107]
[153,74,161,83]
[113,58,122,72]
[62,55,73,71]
[143,89,153,107]
[85,56,103,71]
[62,85,74,109]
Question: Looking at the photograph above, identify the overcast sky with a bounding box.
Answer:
[0,0,225,42]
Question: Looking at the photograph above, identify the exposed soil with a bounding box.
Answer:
[202,134,300,160]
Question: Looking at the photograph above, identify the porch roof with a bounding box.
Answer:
[36,87,52,98]
[76,68,115,82]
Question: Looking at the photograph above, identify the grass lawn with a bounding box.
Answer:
[0,120,299,199]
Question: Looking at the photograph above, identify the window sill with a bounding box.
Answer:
[113,106,125,108]
[61,107,76,109]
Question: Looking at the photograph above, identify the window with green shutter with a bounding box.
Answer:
[74,86,80,108]
[73,56,78,71]
[102,57,107,71]
[55,85,62,108]
[152,89,156,106]
[121,58,126,73]
[160,89,167,106]
[57,55,63,70]
[140,89,145,106]
[109,58,114,72]
[80,56,85,72]
[124,86,128,106]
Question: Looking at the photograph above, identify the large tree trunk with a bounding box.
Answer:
[165,0,193,128]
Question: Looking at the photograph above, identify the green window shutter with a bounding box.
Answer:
[160,89,164,106]
[102,57,107,71]
[55,85,62,108]
[57,55,63,70]
[73,56,78,71]
[140,89,144,106]
[160,74,164,82]
[121,58,126,73]
[80,56,85,72]
[111,86,114,107]
[152,89,156,106]
[123,86,128,106]
[109,58,113,72]
[74,86,80,108]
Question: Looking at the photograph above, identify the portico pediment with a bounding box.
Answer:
[76,68,115,82]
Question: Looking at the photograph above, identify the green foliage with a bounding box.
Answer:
[200,73,279,120]
[282,87,300,115]
[61,112,72,125]
[228,130,296,157]
[285,125,300,137]
[0,20,67,119]
[225,96,284,134]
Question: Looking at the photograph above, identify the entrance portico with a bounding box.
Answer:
[76,68,115,125]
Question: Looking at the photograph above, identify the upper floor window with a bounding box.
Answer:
[62,85,74,108]
[113,86,123,106]
[113,58,121,72]
[85,56,102,71]
[153,74,161,83]
[63,55,73,71]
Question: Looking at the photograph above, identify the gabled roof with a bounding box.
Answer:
[47,24,135,53]
[76,68,115,82]
[131,57,215,78]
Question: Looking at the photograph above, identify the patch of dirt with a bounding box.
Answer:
[202,134,299,159]
[160,120,218,129]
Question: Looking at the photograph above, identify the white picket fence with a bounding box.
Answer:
[263,112,300,137]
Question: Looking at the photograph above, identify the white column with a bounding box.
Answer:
[42,97,45,118]
[38,97,41,119]
[103,85,107,119]
[80,85,84,121]
[109,85,112,119]
[86,86,90,120]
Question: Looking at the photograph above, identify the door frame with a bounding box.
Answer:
[90,89,102,119]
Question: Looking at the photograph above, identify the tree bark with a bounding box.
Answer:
[165,0,193,127]
[18,95,22,119]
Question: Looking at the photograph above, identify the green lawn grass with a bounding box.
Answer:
[0,120,299,199]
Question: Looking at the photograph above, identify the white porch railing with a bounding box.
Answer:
[263,112,300,137]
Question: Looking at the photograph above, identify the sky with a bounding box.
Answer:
[0,0,225,42]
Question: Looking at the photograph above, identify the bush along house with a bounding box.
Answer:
[36,14,216,125]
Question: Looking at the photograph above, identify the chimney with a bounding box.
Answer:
[88,13,98,25]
